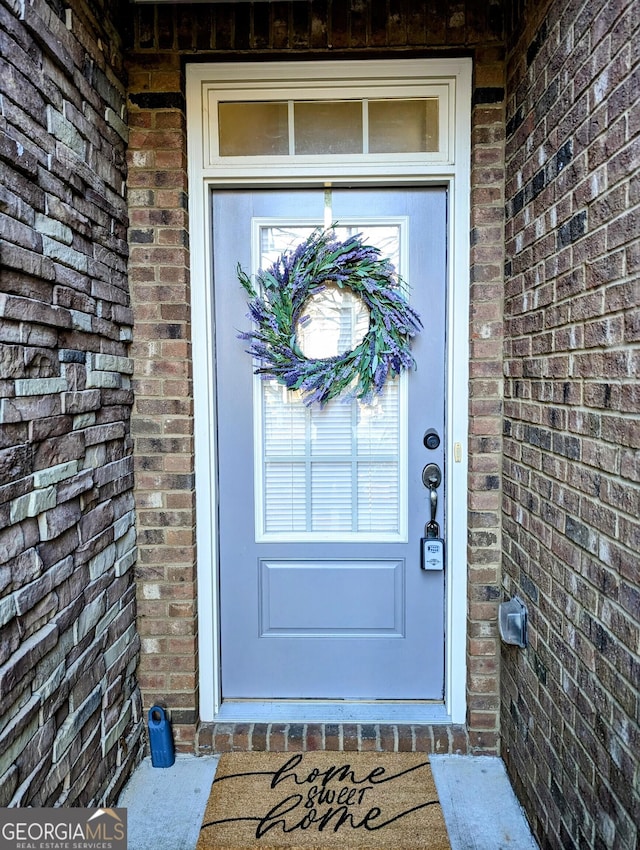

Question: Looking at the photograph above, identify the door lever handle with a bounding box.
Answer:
[421,471,445,569]
[422,462,442,540]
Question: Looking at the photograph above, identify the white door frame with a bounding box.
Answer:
[186,58,471,724]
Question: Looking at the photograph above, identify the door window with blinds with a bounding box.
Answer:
[253,223,408,542]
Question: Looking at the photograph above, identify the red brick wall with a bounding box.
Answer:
[502,0,640,846]
[126,56,197,748]
[0,0,142,806]
[126,1,507,752]
[468,45,506,752]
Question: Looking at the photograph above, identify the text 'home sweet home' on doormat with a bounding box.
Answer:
[196,751,451,850]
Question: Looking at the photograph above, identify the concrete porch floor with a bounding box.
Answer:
[118,753,539,849]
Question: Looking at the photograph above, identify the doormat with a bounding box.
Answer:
[196,752,451,850]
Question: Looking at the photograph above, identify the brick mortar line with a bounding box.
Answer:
[506,209,636,244]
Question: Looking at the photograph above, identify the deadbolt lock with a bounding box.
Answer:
[423,428,441,450]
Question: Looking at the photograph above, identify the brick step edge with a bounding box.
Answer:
[196,723,470,755]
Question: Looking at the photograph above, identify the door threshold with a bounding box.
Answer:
[214,700,450,725]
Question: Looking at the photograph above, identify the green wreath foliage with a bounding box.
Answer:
[237,227,422,407]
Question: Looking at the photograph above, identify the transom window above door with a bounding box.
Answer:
[218,98,440,157]
[195,63,456,174]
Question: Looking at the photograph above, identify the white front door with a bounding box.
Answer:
[213,187,447,701]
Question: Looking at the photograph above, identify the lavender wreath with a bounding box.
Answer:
[237,228,422,407]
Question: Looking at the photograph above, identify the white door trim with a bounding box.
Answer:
[186,58,471,724]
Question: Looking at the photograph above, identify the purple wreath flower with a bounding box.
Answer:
[237,227,422,407]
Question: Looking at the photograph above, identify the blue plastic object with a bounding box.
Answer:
[148,705,175,768]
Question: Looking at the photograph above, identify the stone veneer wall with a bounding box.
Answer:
[502,0,640,847]
[0,0,143,806]
[125,0,506,751]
